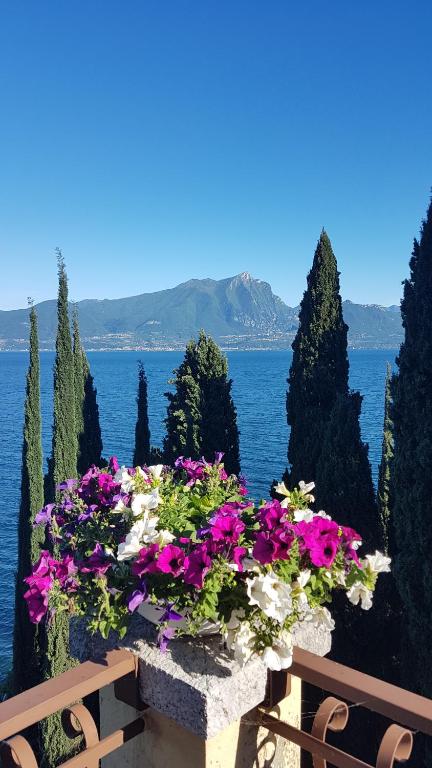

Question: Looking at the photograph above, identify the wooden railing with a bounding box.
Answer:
[0,645,431,766]
[261,647,432,767]
[0,649,146,767]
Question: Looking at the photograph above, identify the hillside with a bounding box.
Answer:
[0,273,402,351]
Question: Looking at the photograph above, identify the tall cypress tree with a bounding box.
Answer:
[315,391,379,551]
[73,308,103,473]
[47,249,77,498]
[377,364,394,553]
[164,331,240,475]
[392,197,432,705]
[13,302,45,694]
[133,361,151,466]
[286,231,349,486]
[41,251,78,766]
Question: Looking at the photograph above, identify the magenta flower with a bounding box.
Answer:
[210,514,245,544]
[109,456,120,474]
[271,528,294,561]
[253,532,276,564]
[175,457,206,485]
[131,543,160,576]
[184,545,212,589]
[340,526,362,565]
[308,535,339,568]
[157,545,185,577]
[24,580,52,623]
[55,554,78,589]
[232,546,247,571]
[258,500,284,531]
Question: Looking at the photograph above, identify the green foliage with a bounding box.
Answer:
[392,197,432,707]
[73,308,103,474]
[286,231,349,486]
[164,331,240,475]
[133,361,151,466]
[377,364,394,553]
[13,303,45,694]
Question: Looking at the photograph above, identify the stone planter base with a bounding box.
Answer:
[70,615,331,768]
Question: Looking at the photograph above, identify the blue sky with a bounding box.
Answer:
[0,1,431,310]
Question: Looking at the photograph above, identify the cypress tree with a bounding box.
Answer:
[315,391,379,551]
[133,361,151,466]
[47,249,77,498]
[164,331,240,475]
[13,301,45,694]
[73,308,103,473]
[286,230,349,486]
[164,340,201,462]
[41,251,78,766]
[392,197,432,705]
[377,364,394,553]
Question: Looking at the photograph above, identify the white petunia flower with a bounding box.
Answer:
[117,513,160,561]
[148,464,164,480]
[293,508,314,523]
[155,529,175,547]
[229,621,256,665]
[363,551,391,574]
[246,572,293,623]
[315,510,332,521]
[297,569,311,588]
[224,609,246,648]
[262,630,293,671]
[274,481,291,508]
[298,480,315,502]
[113,498,129,515]
[131,490,161,517]
[346,581,373,610]
[115,467,135,493]
[307,606,336,631]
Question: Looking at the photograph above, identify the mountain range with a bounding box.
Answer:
[0,272,403,351]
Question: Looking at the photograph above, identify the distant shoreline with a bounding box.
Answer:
[0,346,400,353]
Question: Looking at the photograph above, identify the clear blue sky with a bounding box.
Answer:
[0,1,431,310]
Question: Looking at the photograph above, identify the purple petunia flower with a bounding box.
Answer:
[128,581,148,613]
[80,543,111,576]
[157,625,176,653]
[35,503,56,526]
[57,478,78,493]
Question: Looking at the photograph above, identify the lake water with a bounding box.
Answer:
[0,349,397,678]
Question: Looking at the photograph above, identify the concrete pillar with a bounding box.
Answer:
[71,615,331,768]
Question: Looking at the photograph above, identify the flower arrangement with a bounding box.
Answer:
[25,455,390,671]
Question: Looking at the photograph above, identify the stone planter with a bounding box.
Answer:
[70,615,331,768]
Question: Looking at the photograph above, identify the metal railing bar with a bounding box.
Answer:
[291,647,432,736]
[0,649,136,741]
[57,716,145,768]
[261,712,373,768]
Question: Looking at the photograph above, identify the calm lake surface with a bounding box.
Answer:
[0,349,397,678]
